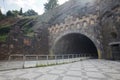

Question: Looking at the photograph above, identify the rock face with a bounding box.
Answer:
[36,0,120,59]
[0,0,120,60]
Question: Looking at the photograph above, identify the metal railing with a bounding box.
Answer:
[0,54,93,71]
[8,54,93,61]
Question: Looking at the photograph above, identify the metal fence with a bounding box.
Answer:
[8,54,92,61]
[0,54,92,71]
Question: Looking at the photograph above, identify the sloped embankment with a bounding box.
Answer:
[0,17,37,60]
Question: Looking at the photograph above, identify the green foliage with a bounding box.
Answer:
[0,35,8,42]
[0,26,10,35]
[0,9,2,15]
[44,0,58,11]
[36,64,47,67]
[0,9,5,20]
[35,62,76,68]
[2,8,37,19]
[22,19,34,37]
[23,9,38,16]
[24,27,34,37]
[0,14,5,20]
[26,32,34,38]
[6,10,20,17]
[12,10,19,16]
[0,25,10,42]
[6,10,14,17]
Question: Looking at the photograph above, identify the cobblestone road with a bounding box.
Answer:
[0,59,120,80]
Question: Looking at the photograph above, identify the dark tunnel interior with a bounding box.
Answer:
[54,33,98,58]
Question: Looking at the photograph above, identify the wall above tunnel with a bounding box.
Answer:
[48,14,103,59]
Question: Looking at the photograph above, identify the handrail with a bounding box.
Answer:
[8,54,93,61]
[0,54,93,70]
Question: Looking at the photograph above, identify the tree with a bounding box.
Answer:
[0,8,3,19]
[12,10,19,16]
[6,10,20,17]
[44,0,58,11]
[19,8,23,15]
[23,9,38,16]
[6,10,14,17]
[0,8,2,15]
[0,8,6,20]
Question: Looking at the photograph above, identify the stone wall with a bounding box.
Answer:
[47,0,120,59]
[101,4,120,59]
[48,13,103,58]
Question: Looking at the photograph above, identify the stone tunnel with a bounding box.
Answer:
[47,0,120,59]
[53,33,98,58]
[48,13,102,59]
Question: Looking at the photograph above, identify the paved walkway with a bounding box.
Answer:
[0,59,120,80]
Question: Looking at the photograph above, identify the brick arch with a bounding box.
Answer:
[51,31,102,59]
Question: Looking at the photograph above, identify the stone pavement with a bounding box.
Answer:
[0,59,120,80]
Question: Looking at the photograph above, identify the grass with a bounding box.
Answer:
[35,60,81,68]
[0,17,19,27]
[0,25,10,42]
[26,32,34,38]
[0,16,36,40]
[23,15,39,19]
[38,58,85,68]
[36,63,63,68]
[0,35,8,42]
[0,25,10,33]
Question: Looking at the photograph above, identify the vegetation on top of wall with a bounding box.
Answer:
[44,0,59,12]
[0,25,11,42]
[0,26,11,35]
[0,35,8,42]
[0,7,38,42]
[20,18,35,37]
[0,17,19,42]
[23,9,38,16]
[0,16,37,42]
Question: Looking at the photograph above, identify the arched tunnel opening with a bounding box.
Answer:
[53,33,98,58]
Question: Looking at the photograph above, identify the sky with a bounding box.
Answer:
[0,0,69,15]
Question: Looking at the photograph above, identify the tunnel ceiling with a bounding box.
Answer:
[53,33,98,58]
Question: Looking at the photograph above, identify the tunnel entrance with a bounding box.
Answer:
[53,33,98,58]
